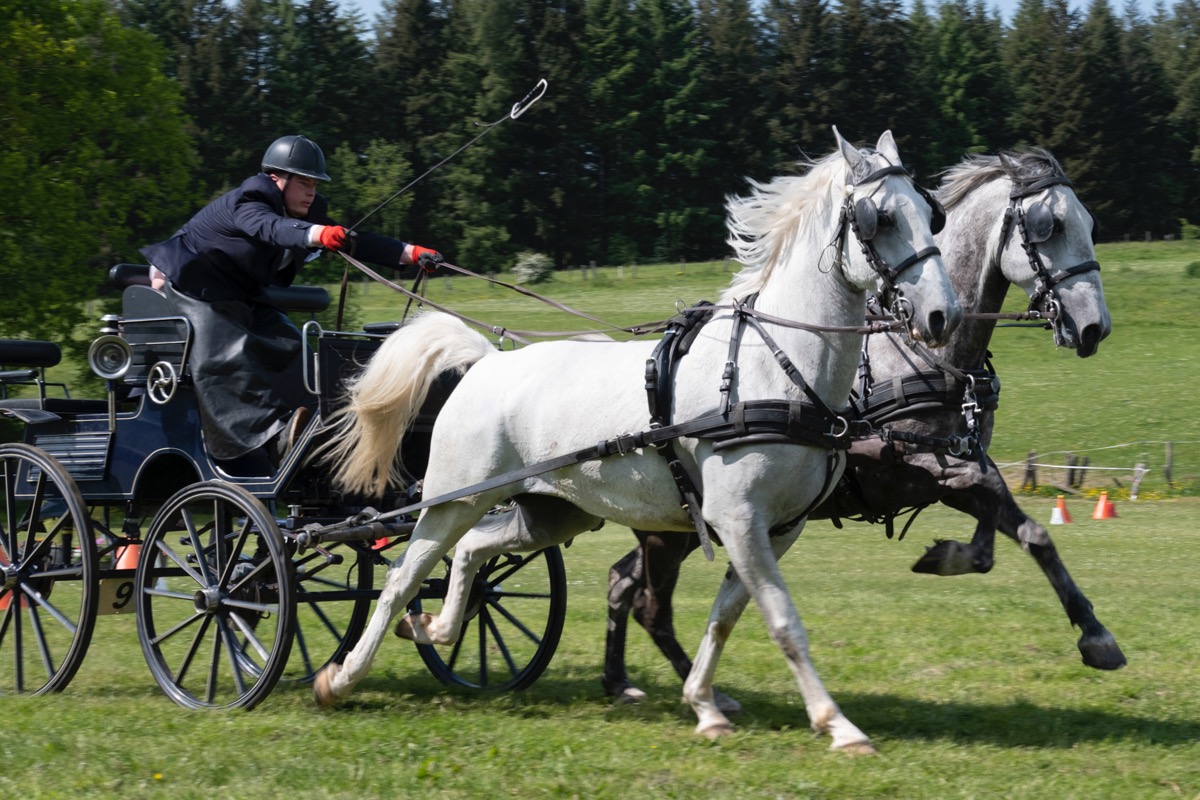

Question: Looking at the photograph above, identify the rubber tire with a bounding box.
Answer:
[0,443,96,695]
[135,481,294,710]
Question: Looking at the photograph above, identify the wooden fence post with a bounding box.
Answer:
[1021,451,1037,491]
[1131,462,1148,501]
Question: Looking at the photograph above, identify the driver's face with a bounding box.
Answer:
[272,173,318,217]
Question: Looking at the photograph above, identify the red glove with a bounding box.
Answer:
[411,245,444,273]
[318,225,351,251]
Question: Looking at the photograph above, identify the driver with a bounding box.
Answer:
[140,134,444,467]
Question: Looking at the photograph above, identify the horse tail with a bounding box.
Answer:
[321,311,495,497]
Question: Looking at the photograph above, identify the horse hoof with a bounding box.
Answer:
[834,739,878,756]
[911,539,984,576]
[394,612,431,643]
[696,722,736,740]
[615,686,648,705]
[313,663,342,709]
[1079,634,1127,671]
[713,689,743,716]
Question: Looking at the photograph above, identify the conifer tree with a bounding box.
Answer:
[696,0,773,192]
[1119,0,1177,237]
[760,0,838,167]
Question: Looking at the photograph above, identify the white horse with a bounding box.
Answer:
[314,128,962,752]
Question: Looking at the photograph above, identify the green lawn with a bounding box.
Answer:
[3,499,1197,799]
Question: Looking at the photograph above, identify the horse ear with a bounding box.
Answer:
[833,126,862,172]
[875,130,901,164]
[998,151,1020,175]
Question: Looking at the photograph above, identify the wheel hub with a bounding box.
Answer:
[193,586,222,613]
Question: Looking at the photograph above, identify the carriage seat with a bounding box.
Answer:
[362,322,401,335]
[108,264,332,312]
[0,338,109,416]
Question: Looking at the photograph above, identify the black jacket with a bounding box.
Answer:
[141,173,408,302]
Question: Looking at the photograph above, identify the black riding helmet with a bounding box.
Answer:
[261,135,330,181]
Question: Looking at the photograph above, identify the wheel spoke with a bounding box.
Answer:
[481,607,521,680]
[485,594,543,647]
[168,613,212,686]
[27,604,57,682]
[18,581,78,631]
[217,615,248,697]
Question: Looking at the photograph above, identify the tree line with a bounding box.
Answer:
[3,0,1198,345]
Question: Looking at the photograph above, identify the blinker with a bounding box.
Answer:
[853,197,889,241]
[916,185,946,235]
[1025,201,1056,243]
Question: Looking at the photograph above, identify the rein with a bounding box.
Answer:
[337,249,906,342]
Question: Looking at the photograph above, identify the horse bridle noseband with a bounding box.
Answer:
[835,163,945,321]
[1000,175,1101,338]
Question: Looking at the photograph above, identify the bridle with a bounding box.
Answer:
[999,175,1101,344]
[833,163,946,323]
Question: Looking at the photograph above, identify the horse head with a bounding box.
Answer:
[833,128,962,347]
[995,150,1111,357]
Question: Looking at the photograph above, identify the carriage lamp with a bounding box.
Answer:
[88,331,134,429]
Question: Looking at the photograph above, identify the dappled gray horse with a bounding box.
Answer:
[602,149,1124,710]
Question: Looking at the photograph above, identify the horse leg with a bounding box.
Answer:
[603,540,650,703]
[995,494,1126,670]
[936,463,1126,670]
[396,496,602,646]
[910,514,997,575]
[684,523,872,752]
[313,501,489,707]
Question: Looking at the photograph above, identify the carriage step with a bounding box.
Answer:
[31,431,112,482]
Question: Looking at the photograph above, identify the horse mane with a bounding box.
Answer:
[935,148,1068,277]
[936,147,1067,210]
[721,152,846,302]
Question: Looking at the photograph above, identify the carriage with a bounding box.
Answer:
[0,263,567,710]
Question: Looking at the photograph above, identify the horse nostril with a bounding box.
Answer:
[1076,323,1102,358]
[927,310,947,344]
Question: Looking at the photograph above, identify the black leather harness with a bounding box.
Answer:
[643,297,867,559]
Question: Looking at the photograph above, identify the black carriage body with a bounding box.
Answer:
[0,266,566,707]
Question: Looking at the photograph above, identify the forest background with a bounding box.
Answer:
[3,0,1198,354]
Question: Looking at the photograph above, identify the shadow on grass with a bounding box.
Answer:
[734,688,1200,749]
[286,672,1199,749]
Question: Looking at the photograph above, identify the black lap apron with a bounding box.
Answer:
[165,285,312,461]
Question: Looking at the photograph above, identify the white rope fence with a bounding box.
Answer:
[995,440,1198,500]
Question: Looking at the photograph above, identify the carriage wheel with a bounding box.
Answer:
[279,538,374,684]
[411,545,566,691]
[0,443,96,696]
[135,481,295,710]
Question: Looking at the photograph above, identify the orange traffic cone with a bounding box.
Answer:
[1091,492,1118,520]
[115,542,142,571]
[1049,495,1072,525]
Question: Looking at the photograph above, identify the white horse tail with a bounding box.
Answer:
[322,311,495,497]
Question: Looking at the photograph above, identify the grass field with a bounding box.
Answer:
[3,500,1198,799]
[4,239,1199,798]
